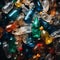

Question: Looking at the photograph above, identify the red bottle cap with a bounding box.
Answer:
[37,43,43,47]
[18,47,23,51]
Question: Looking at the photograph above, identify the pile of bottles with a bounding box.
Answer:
[0,0,60,60]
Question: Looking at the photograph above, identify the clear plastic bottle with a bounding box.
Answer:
[40,11,52,23]
[3,42,12,59]
[2,2,13,14]
[41,0,49,12]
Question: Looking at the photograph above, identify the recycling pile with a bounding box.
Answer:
[0,0,60,60]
